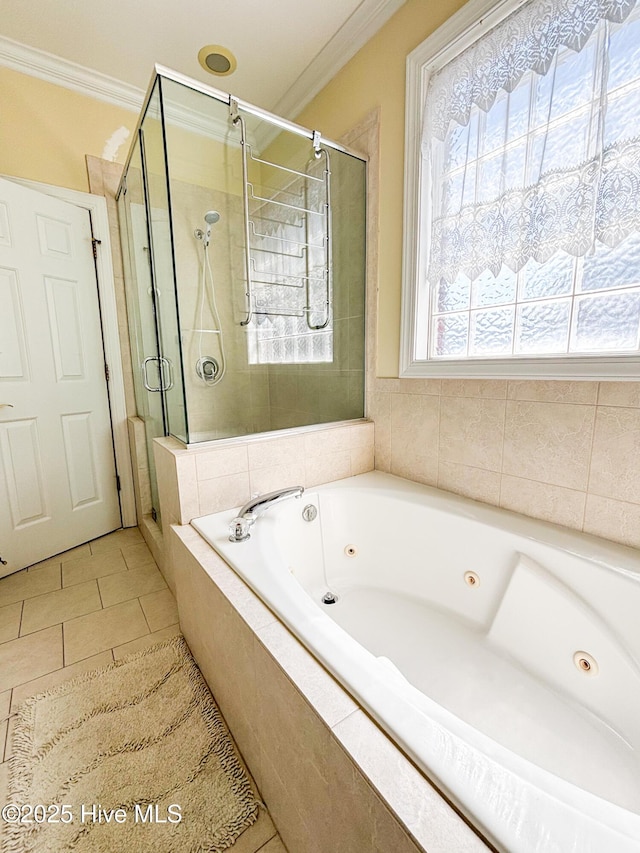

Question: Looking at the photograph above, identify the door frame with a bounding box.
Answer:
[3,176,136,527]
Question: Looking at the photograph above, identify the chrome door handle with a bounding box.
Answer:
[158,357,174,391]
[142,357,162,392]
[142,358,173,392]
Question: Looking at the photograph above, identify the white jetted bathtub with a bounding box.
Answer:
[191,471,640,853]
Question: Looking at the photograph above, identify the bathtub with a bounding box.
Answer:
[191,471,640,853]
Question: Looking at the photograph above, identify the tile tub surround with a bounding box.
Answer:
[170,523,488,853]
[369,379,640,550]
[153,421,374,592]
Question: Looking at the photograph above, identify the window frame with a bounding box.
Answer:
[400,0,640,380]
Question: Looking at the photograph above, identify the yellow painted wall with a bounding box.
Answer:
[0,67,135,192]
[296,0,467,376]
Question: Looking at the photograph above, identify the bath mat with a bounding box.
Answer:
[4,636,260,853]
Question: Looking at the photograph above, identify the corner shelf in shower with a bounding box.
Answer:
[231,101,332,330]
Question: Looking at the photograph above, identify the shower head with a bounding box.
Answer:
[204,210,220,225]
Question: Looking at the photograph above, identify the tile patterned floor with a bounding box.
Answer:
[0,528,286,853]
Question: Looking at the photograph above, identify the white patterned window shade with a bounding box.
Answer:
[246,156,333,365]
[404,0,640,376]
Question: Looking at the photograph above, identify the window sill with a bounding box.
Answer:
[400,355,640,381]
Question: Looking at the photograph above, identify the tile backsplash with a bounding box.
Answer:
[369,378,640,550]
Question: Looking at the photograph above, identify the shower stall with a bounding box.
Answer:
[117,67,367,526]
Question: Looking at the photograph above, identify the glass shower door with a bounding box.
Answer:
[118,81,188,527]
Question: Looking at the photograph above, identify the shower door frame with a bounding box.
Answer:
[116,65,368,451]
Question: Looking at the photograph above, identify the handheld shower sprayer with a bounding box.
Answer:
[195,210,220,247]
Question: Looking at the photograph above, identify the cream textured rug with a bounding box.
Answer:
[5,637,260,852]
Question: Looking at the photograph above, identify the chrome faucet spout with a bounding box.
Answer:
[229,486,304,541]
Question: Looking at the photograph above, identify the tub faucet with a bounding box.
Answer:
[229,486,304,542]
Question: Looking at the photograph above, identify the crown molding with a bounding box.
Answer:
[0,1,407,124]
[273,0,407,120]
[0,35,144,112]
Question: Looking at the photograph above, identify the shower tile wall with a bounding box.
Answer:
[369,378,640,549]
[170,180,272,440]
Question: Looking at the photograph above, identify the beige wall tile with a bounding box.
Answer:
[333,710,487,852]
[64,600,149,664]
[0,626,63,693]
[441,379,507,399]
[139,588,179,632]
[589,406,640,504]
[397,378,442,395]
[195,445,249,480]
[507,380,598,404]
[98,564,167,608]
[112,624,181,660]
[247,435,306,470]
[437,462,501,505]
[500,475,585,530]
[390,393,439,485]
[584,495,640,549]
[197,472,250,516]
[369,391,391,472]
[175,454,199,523]
[503,401,595,490]
[598,381,640,408]
[304,426,352,457]
[62,551,128,588]
[10,651,113,711]
[153,440,180,524]
[305,451,351,487]
[439,397,505,472]
[0,564,61,608]
[0,602,22,643]
[21,581,102,636]
[350,444,375,475]
[257,621,358,729]
[249,462,306,496]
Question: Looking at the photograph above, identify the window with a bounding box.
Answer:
[401,0,640,378]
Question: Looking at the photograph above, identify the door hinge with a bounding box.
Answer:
[116,474,121,492]
[104,363,110,382]
[92,238,102,260]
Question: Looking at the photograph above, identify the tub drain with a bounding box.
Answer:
[464,571,480,587]
[322,592,338,605]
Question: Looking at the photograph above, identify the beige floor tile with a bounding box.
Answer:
[0,759,9,812]
[0,602,22,643]
[112,624,182,660]
[20,580,102,637]
[90,527,144,555]
[3,715,14,761]
[64,600,149,664]
[223,808,277,853]
[121,542,156,569]
[98,564,166,608]
[62,551,127,588]
[0,692,10,722]
[29,543,92,571]
[258,836,288,853]
[0,626,63,693]
[139,588,178,632]
[11,650,113,712]
[0,564,61,608]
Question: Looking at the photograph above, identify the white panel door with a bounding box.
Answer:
[0,177,121,577]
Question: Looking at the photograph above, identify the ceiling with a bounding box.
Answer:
[0,0,404,117]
